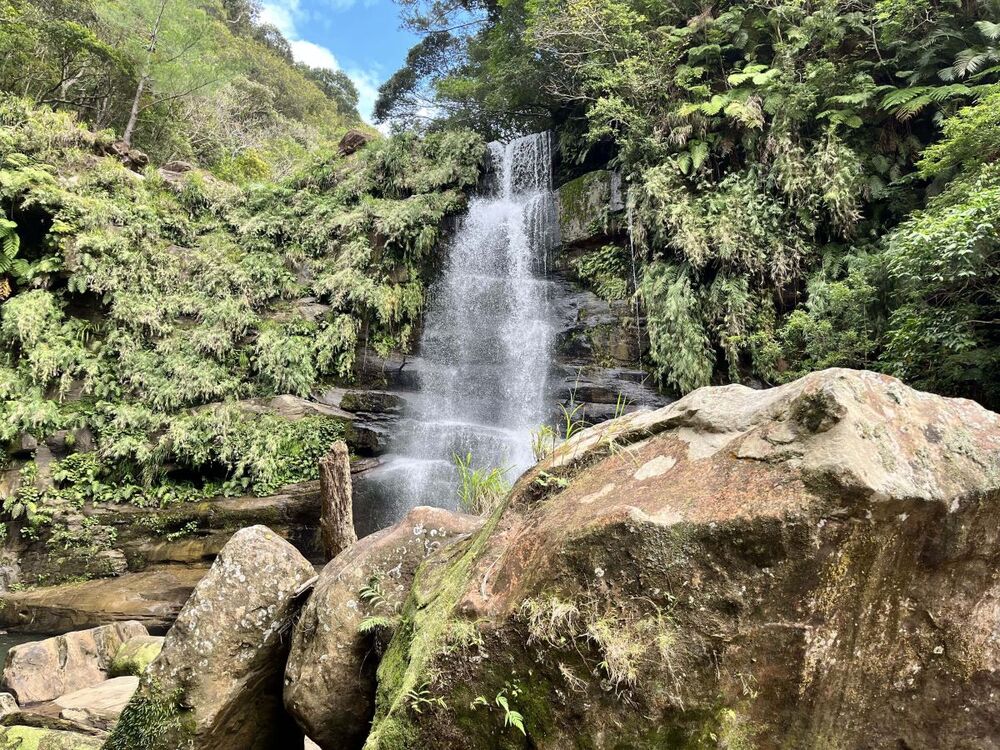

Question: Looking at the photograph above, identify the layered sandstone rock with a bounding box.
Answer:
[2,622,147,704]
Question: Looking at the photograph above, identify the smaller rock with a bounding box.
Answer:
[55,676,139,730]
[9,433,38,456]
[0,691,18,718]
[338,129,373,156]
[110,636,163,677]
[2,621,148,704]
[108,525,315,750]
[345,421,389,455]
[161,160,193,173]
[106,141,149,171]
[340,390,403,415]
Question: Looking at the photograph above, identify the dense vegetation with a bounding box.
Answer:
[0,95,482,538]
[380,0,1000,407]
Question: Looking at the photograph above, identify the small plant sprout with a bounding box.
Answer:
[613,392,632,420]
[357,575,399,642]
[530,423,559,461]
[470,687,527,736]
[560,400,588,442]
[405,683,448,714]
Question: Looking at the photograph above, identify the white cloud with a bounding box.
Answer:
[259,0,381,124]
[259,1,300,37]
[345,67,382,129]
[290,39,341,71]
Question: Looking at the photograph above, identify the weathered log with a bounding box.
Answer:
[319,441,356,559]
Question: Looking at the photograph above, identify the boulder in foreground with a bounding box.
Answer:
[106,525,315,750]
[285,506,482,750]
[362,369,1000,750]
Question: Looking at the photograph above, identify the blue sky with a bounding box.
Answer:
[259,0,419,125]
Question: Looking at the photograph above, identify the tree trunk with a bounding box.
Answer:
[123,0,169,147]
[319,441,357,560]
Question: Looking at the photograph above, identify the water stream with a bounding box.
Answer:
[354,133,559,534]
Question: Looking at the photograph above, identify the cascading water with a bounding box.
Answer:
[355,133,559,534]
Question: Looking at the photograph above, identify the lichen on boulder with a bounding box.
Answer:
[105,525,315,750]
[360,368,1000,749]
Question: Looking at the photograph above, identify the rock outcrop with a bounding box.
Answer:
[360,369,1000,749]
[2,622,147,704]
[339,129,373,156]
[0,567,205,633]
[285,507,482,750]
[106,525,316,750]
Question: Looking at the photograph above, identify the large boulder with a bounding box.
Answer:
[361,369,1000,750]
[2,622,147,704]
[284,507,482,750]
[106,525,316,750]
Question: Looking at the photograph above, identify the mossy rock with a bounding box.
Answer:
[558,171,613,246]
[0,726,102,749]
[110,636,164,678]
[362,370,1000,749]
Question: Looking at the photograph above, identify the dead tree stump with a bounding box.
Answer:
[319,441,356,560]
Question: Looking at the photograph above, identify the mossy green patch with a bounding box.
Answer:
[110,636,164,677]
[0,726,102,750]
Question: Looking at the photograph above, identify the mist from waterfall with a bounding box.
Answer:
[355,132,559,532]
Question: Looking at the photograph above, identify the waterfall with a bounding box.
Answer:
[355,132,559,533]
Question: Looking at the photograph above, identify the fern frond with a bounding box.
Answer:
[976,20,1000,41]
[358,615,396,635]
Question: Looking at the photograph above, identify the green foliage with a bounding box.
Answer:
[0,0,361,169]
[453,452,510,515]
[641,262,713,393]
[104,678,188,750]
[0,99,486,527]
[573,244,630,301]
[471,687,528,736]
[881,160,1000,405]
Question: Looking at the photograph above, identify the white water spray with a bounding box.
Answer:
[357,133,559,531]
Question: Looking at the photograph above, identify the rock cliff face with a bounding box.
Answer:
[359,368,1000,749]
